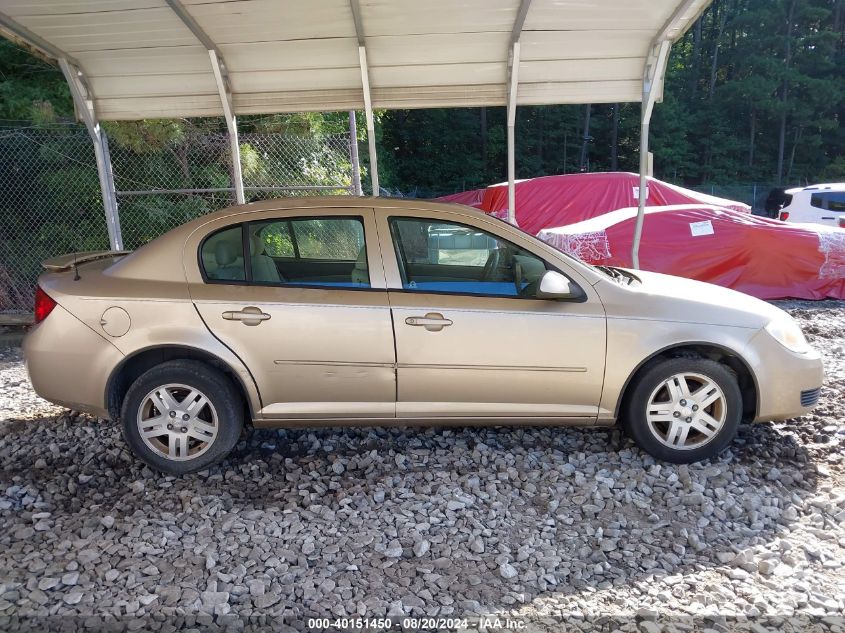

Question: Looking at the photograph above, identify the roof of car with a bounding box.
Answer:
[785,183,845,194]
[182,195,491,237]
[208,196,489,220]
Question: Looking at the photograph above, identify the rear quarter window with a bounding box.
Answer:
[200,225,246,281]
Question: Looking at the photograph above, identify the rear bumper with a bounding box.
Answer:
[22,305,124,419]
[747,329,824,422]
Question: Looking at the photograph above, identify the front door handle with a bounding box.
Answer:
[222,306,271,326]
[405,312,453,332]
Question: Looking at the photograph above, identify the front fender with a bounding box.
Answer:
[600,316,758,421]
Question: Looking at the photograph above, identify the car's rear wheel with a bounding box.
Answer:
[621,357,742,464]
[121,360,243,474]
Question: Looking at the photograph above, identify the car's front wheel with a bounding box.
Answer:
[121,360,243,474]
[621,357,742,464]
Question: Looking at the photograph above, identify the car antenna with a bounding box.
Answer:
[72,251,80,281]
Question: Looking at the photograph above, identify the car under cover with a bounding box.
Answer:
[538,204,845,301]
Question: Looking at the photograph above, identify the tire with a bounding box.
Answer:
[621,357,742,464]
[121,360,244,475]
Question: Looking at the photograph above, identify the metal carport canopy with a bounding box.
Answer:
[0,0,711,264]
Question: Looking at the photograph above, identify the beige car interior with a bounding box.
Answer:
[249,233,282,283]
[203,228,245,281]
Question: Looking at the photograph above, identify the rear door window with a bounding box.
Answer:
[248,217,369,287]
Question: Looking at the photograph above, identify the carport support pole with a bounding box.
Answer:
[631,119,651,270]
[631,40,671,269]
[349,0,379,196]
[208,50,245,205]
[58,59,123,251]
[504,0,531,225]
[506,41,521,225]
[349,111,363,195]
[507,124,516,224]
[359,48,379,197]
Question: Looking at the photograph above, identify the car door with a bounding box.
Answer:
[376,209,607,421]
[185,207,396,420]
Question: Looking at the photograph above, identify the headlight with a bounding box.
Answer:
[765,318,811,354]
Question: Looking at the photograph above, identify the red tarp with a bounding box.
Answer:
[438,188,485,208]
[538,204,845,300]
[438,172,751,235]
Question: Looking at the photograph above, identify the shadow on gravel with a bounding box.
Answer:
[0,410,823,617]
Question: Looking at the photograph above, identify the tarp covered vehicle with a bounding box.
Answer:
[538,204,845,300]
[438,172,751,234]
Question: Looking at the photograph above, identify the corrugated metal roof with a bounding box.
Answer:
[0,0,710,120]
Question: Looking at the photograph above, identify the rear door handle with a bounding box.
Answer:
[222,306,271,326]
[405,312,453,332]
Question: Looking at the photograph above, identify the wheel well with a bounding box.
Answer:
[616,343,758,422]
[107,346,253,421]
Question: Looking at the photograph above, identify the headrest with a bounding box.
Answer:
[250,234,266,256]
[215,241,238,266]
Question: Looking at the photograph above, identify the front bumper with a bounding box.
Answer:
[23,305,124,419]
[746,329,824,422]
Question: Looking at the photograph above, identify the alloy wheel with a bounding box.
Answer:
[645,372,727,450]
[136,383,219,461]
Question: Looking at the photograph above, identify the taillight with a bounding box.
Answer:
[780,211,790,221]
[839,216,845,229]
[34,286,57,324]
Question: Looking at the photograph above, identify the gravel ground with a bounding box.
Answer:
[1,303,844,632]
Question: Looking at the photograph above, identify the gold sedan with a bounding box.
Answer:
[24,198,824,474]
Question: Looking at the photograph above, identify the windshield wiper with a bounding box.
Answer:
[597,265,637,285]
[596,265,623,280]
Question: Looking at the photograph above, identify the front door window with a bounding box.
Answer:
[389,217,547,297]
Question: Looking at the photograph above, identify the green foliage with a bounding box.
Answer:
[103,120,186,153]
[239,143,264,181]
[0,128,110,309]
[821,156,845,180]
[120,196,212,248]
[241,111,355,137]
[0,40,71,121]
[258,223,295,257]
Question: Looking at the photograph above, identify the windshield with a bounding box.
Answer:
[483,213,641,285]
[485,213,600,271]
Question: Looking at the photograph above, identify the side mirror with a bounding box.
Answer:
[536,270,583,300]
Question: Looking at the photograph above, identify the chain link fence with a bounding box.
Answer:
[0,125,356,316]
[689,183,782,215]
[0,125,109,316]
[112,131,356,250]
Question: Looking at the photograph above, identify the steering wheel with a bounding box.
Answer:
[513,261,523,295]
[481,248,505,281]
